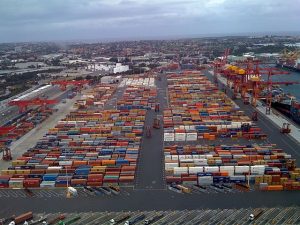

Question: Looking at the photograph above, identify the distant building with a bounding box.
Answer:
[14,46,22,53]
[113,63,129,74]
[87,62,129,74]
[101,75,121,84]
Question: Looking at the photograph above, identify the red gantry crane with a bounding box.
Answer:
[248,67,299,114]
[8,98,58,113]
[0,126,16,136]
[213,48,230,84]
[51,80,90,91]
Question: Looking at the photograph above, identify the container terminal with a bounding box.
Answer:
[0,62,300,222]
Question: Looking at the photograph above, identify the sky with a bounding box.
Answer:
[0,0,299,43]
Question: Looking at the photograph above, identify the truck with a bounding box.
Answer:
[249,209,263,221]
[124,214,146,225]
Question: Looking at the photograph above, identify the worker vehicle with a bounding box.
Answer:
[153,118,160,129]
[280,123,291,134]
[124,214,145,225]
[252,111,258,121]
[249,209,263,221]
[109,186,120,195]
[2,147,12,161]
[67,187,78,197]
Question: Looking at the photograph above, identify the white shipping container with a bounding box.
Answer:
[59,161,73,166]
[235,166,250,174]
[175,133,186,141]
[171,155,179,160]
[165,163,178,170]
[180,159,194,163]
[178,155,186,160]
[174,167,188,175]
[165,155,172,160]
[220,166,235,176]
[164,133,175,142]
[193,159,208,166]
[186,133,198,141]
[204,166,219,173]
[250,165,265,175]
[189,167,204,174]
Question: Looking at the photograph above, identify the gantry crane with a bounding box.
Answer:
[51,80,90,91]
[213,49,230,84]
[8,98,58,113]
[0,126,16,136]
[249,77,298,111]
[253,67,293,114]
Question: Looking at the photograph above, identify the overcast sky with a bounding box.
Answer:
[0,0,299,43]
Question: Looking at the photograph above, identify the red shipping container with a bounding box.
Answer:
[87,181,103,187]
[166,176,182,183]
[0,183,9,188]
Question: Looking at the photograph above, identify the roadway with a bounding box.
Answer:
[0,188,299,216]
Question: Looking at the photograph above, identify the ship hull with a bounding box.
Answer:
[276,63,300,72]
[269,101,300,125]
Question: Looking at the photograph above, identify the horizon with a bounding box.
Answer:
[1,30,300,45]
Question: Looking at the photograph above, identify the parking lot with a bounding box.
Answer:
[2,207,299,225]
[0,187,132,199]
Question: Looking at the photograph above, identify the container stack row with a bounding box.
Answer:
[117,86,157,110]
[164,73,266,141]
[1,83,157,188]
[0,107,56,147]
[119,77,155,87]
[163,71,299,191]
[74,85,117,109]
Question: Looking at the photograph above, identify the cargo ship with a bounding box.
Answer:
[276,50,300,72]
[262,88,300,124]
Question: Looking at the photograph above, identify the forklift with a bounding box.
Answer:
[2,147,12,161]
[154,103,160,112]
[252,111,258,121]
[280,123,291,134]
[153,117,161,129]
[243,96,250,105]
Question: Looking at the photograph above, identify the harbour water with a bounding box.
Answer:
[262,66,300,101]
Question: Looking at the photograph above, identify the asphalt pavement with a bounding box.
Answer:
[134,75,167,190]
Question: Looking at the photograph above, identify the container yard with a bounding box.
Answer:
[163,71,299,192]
[0,80,158,188]
[0,70,299,216]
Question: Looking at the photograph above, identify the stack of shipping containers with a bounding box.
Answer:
[0,81,157,189]
[164,72,300,191]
